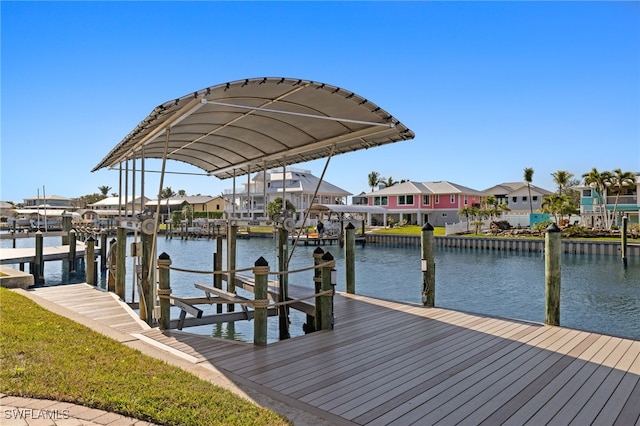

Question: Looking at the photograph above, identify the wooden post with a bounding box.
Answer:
[61,213,72,245]
[215,236,223,313]
[306,247,324,333]
[12,221,16,248]
[107,238,116,292]
[34,231,44,284]
[140,231,154,324]
[100,230,108,271]
[421,223,435,307]
[115,227,127,300]
[68,229,77,275]
[227,223,237,312]
[157,252,172,330]
[545,223,562,326]
[345,222,356,294]
[621,215,628,269]
[253,256,269,346]
[277,227,290,340]
[86,236,96,285]
[319,251,335,330]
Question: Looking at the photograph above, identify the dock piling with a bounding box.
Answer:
[157,252,172,330]
[215,236,223,313]
[253,256,269,346]
[621,215,628,269]
[319,251,336,330]
[86,236,96,286]
[100,230,108,271]
[34,231,44,284]
[545,223,562,326]
[68,229,77,275]
[345,222,355,294]
[308,247,324,333]
[421,223,435,307]
[115,227,126,300]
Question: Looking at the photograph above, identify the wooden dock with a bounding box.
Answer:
[0,242,100,265]
[25,284,640,425]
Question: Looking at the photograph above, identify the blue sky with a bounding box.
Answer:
[2,1,639,203]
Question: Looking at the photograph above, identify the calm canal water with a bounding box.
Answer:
[3,235,639,342]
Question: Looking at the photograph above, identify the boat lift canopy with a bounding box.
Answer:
[92,77,415,178]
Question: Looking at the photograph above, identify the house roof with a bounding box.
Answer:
[484,182,552,196]
[92,77,414,179]
[145,195,218,206]
[269,170,351,196]
[88,196,149,207]
[22,195,72,201]
[366,181,486,196]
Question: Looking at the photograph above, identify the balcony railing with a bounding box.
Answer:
[605,195,638,205]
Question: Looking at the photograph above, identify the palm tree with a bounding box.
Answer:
[582,168,611,229]
[383,176,398,188]
[523,167,534,214]
[160,187,176,199]
[98,185,112,196]
[368,171,382,192]
[551,170,574,195]
[457,206,477,232]
[608,169,637,229]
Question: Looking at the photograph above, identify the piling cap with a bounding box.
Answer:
[159,252,171,260]
[255,256,269,267]
[321,252,334,261]
[345,222,355,230]
[546,223,561,233]
[313,247,325,255]
[87,236,95,242]
[422,223,434,231]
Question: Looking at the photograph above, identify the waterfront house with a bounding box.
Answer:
[223,167,351,223]
[579,173,640,227]
[145,195,229,223]
[483,182,553,214]
[85,196,150,225]
[365,181,486,227]
[22,194,74,210]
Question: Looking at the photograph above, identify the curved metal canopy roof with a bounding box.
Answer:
[92,77,415,179]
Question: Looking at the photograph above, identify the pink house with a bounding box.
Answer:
[366,181,486,227]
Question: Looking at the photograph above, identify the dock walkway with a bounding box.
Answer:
[20,284,640,425]
[0,242,100,265]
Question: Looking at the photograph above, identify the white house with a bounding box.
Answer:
[223,167,351,222]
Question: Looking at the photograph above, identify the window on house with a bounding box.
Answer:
[582,189,592,197]
[512,196,517,203]
[435,195,440,204]
[398,195,414,205]
[441,213,447,217]
[374,196,388,206]
[423,195,430,205]
[522,196,527,202]
[532,196,538,202]
[450,194,455,203]
[464,195,468,205]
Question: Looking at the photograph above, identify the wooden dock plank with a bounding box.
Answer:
[17,283,640,426]
[28,284,148,334]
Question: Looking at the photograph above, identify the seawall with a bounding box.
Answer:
[364,234,640,256]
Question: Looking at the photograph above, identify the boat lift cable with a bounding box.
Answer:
[287,145,335,267]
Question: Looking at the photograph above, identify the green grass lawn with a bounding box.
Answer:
[0,288,291,426]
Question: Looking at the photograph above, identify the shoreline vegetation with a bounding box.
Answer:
[0,288,291,426]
